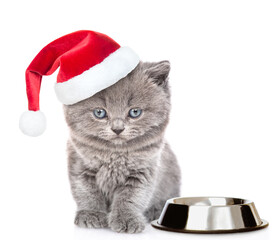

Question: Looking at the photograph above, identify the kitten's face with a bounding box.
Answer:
[64,61,171,146]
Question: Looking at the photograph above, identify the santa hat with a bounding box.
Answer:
[19,30,139,137]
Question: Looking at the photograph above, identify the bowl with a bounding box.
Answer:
[151,197,268,233]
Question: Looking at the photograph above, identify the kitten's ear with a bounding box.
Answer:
[144,60,170,87]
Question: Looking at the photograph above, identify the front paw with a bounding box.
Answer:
[108,210,146,233]
[74,210,108,228]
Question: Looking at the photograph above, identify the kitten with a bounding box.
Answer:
[64,61,181,233]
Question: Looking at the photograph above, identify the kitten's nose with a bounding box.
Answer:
[112,128,124,135]
[111,118,125,135]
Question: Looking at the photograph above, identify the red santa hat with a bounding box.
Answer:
[19,30,139,136]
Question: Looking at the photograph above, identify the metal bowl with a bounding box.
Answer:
[151,197,268,233]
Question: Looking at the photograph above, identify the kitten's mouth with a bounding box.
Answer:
[112,135,124,140]
[98,133,138,144]
[110,135,127,144]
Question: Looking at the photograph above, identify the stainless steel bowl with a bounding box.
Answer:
[151,197,268,233]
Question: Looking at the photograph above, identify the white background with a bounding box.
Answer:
[0,0,276,239]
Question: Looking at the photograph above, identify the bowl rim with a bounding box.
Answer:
[168,196,253,207]
[151,219,269,234]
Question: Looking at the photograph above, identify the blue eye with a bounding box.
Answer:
[93,108,107,119]
[129,108,142,118]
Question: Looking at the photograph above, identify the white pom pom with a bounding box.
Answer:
[19,111,47,137]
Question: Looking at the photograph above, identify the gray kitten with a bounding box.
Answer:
[63,61,181,233]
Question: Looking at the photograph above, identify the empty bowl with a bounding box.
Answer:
[151,197,268,233]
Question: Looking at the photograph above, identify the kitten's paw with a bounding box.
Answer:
[144,203,164,222]
[108,210,145,233]
[74,210,108,228]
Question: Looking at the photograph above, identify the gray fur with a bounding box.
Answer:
[64,61,181,233]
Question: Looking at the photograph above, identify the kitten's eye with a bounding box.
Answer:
[93,108,107,119]
[129,108,142,118]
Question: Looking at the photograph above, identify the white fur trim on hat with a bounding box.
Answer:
[54,46,140,105]
[19,111,46,137]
